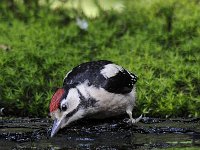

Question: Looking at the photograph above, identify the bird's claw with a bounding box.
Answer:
[129,114,143,124]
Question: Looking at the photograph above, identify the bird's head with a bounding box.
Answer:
[49,87,84,137]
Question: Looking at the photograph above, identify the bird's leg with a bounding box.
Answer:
[126,109,142,124]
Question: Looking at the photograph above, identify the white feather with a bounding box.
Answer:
[100,64,123,79]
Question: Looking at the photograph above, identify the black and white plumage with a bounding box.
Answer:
[49,60,142,137]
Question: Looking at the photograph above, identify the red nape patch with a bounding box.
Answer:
[50,88,65,112]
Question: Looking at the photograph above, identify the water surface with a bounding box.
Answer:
[0,117,200,149]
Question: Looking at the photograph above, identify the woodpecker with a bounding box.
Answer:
[49,60,142,137]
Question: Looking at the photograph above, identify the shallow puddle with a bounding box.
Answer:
[0,117,200,149]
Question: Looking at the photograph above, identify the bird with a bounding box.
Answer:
[49,60,142,137]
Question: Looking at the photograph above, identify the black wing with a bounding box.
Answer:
[102,69,137,94]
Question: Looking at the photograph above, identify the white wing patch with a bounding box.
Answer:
[100,64,123,79]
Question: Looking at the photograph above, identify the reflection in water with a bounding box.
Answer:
[0,117,200,149]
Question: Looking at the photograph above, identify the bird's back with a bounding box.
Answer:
[63,60,111,87]
[63,60,137,94]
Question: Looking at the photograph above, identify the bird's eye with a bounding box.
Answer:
[61,104,67,111]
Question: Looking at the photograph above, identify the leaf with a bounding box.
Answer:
[98,0,124,12]
[81,0,100,18]
[64,0,80,10]
[50,0,64,10]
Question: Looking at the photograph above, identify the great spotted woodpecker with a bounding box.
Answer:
[49,60,142,137]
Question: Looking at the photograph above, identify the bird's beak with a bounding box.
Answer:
[51,119,62,137]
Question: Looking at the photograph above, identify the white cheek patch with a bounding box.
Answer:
[64,88,80,113]
[100,64,123,79]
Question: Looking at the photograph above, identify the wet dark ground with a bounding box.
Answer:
[0,117,200,150]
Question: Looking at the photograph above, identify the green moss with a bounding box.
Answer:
[0,0,199,117]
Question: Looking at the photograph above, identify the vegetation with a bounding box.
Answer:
[0,0,199,117]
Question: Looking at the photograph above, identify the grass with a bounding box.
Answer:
[0,0,199,117]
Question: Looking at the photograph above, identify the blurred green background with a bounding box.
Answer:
[0,0,199,117]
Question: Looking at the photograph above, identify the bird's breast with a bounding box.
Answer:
[76,81,136,118]
[84,86,134,118]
